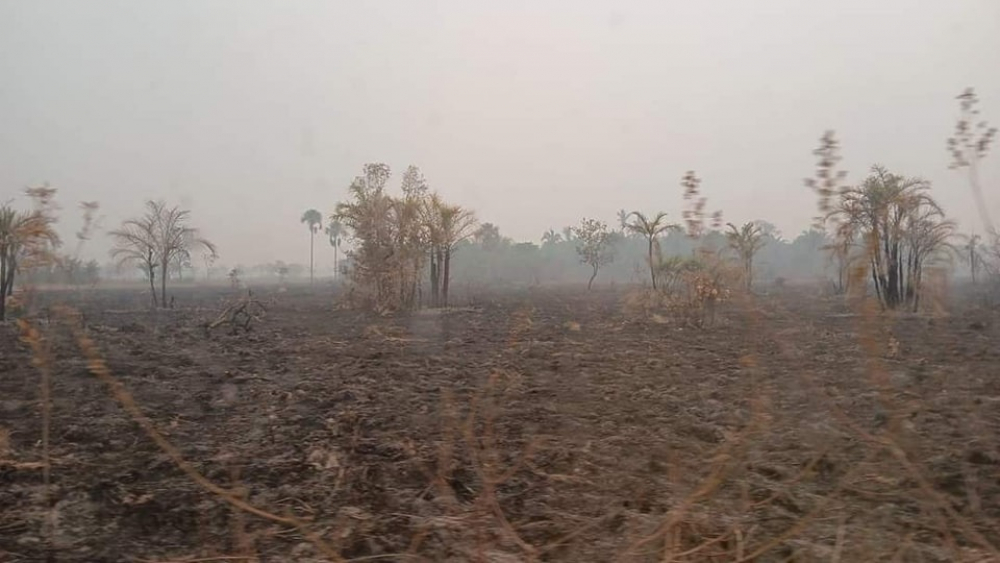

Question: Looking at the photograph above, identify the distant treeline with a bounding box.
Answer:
[446,224,832,290]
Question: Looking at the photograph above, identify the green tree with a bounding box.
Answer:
[301,208,323,284]
[573,218,615,290]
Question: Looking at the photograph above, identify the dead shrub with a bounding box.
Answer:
[623,251,738,327]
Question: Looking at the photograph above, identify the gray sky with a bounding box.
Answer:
[2,1,998,269]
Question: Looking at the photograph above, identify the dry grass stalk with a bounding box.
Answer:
[16,318,55,560]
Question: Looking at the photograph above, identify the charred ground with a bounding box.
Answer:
[1,284,998,562]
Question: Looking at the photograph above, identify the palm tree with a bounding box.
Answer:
[725,222,767,290]
[1,203,60,320]
[0,206,23,304]
[325,218,344,279]
[424,194,476,307]
[541,229,563,247]
[827,165,947,310]
[301,209,322,283]
[624,211,678,290]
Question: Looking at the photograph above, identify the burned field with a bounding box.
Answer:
[1,285,999,562]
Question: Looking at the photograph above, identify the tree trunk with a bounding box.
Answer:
[429,250,438,307]
[0,254,8,321]
[309,231,315,284]
[647,238,657,290]
[161,259,169,308]
[410,257,420,308]
[148,263,158,308]
[588,265,598,290]
[334,245,339,280]
[442,247,452,308]
[870,261,884,309]
[432,248,444,307]
[4,255,17,297]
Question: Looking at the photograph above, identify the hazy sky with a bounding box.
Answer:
[1,1,998,270]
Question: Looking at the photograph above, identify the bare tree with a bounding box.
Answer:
[624,211,678,290]
[111,200,215,308]
[573,218,615,290]
[110,212,158,306]
[155,202,216,307]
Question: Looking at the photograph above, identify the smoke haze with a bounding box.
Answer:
[1,1,998,270]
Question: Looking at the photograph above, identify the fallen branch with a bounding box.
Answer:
[204,290,267,335]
